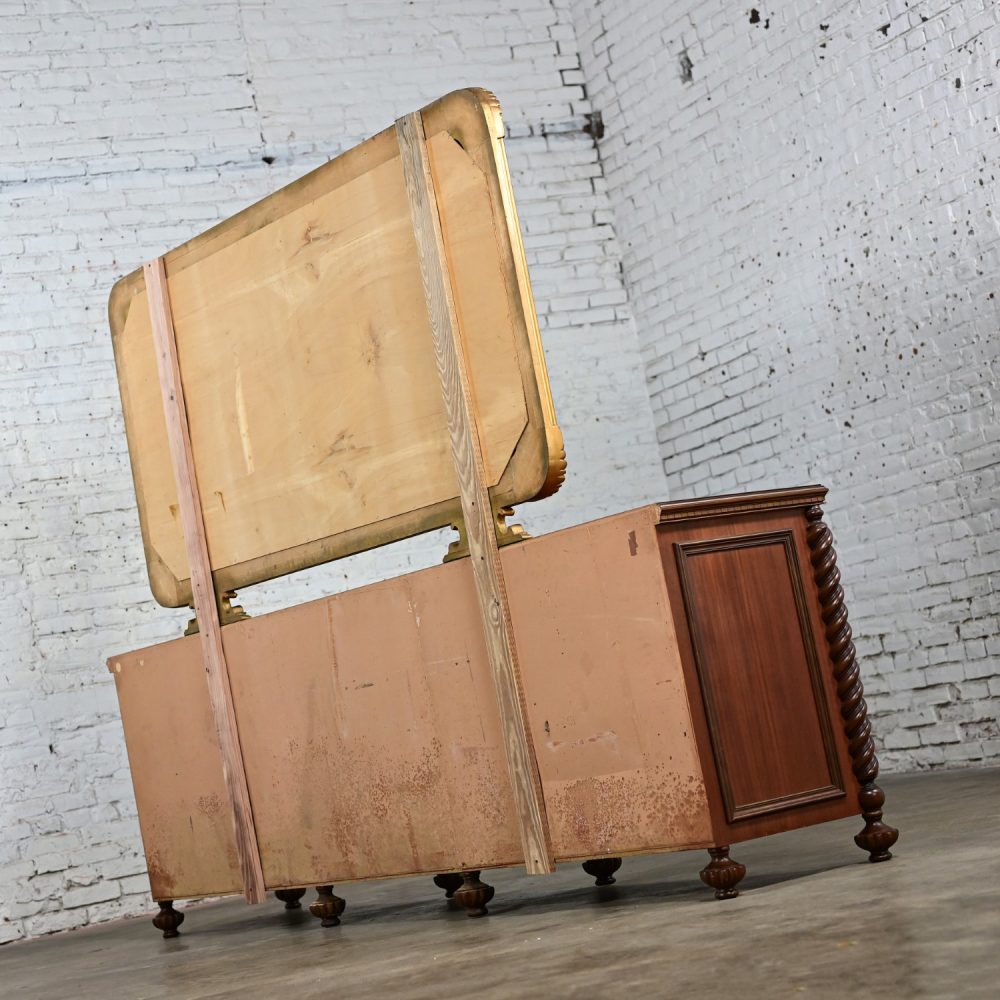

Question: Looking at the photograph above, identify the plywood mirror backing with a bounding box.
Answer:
[109,89,564,607]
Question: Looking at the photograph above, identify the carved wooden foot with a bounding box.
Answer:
[275,888,306,909]
[308,885,346,927]
[452,870,494,917]
[152,900,184,938]
[433,873,464,899]
[805,505,899,864]
[855,782,900,862]
[699,846,746,899]
[582,857,622,886]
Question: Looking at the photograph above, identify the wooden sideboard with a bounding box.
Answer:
[109,486,897,935]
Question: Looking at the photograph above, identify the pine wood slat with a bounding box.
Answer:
[143,257,267,903]
[395,111,554,875]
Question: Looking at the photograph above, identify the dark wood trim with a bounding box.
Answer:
[658,485,828,523]
[674,529,845,823]
[726,784,845,821]
[804,505,899,862]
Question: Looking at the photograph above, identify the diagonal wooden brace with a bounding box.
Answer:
[144,257,267,903]
[395,111,554,874]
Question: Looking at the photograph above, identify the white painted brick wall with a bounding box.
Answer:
[4,0,996,946]
[571,0,999,770]
[0,0,662,943]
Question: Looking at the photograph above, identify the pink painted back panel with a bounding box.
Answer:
[111,507,715,896]
[504,509,713,858]
[223,560,524,886]
[111,641,242,899]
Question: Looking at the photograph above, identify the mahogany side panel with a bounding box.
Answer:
[673,530,844,822]
[657,508,861,845]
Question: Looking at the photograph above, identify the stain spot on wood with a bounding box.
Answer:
[321,430,372,464]
[362,324,382,366]
[146,850,177,895]
[298,221,332,253]
[197,793,224,818]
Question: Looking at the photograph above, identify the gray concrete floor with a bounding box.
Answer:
[3,769,998,999]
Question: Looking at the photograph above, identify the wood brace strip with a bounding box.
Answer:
[395,111,554,874]
[143,257,267,903]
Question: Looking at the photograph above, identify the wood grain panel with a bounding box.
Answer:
[109,89,563,608]
[674,531,844,822]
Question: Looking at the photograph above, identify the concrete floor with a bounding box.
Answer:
[3,769,998,999]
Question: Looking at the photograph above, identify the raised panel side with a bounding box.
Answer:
[674,531,845,822]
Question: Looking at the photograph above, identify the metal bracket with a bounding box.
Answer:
[444,506,531,562]
[184,590,250,637]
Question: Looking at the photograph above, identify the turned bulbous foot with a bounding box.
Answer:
[152,900,184,938]
[275,888,306,909]
[699,846,746,900]
[433,873,464,899]
[309,885,346,927]
[452,870,494,917]
[582,857,622,886]
[854,783,899,862]
[856,822,899,862]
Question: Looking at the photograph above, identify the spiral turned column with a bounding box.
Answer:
[805,505,899,862]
